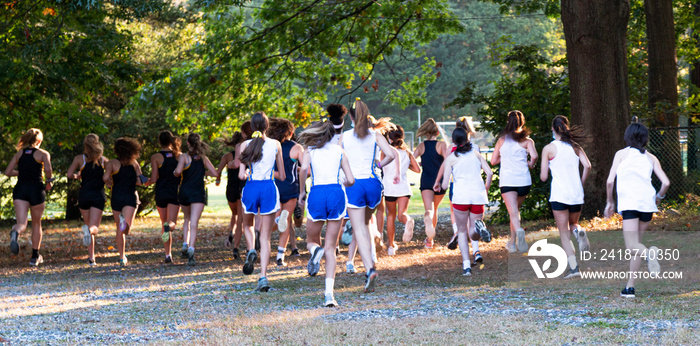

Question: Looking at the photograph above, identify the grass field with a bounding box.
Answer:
[0,186,698,344]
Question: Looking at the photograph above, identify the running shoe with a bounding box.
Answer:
[387,246,395,256]
[10,229,19,255]
[473,252,483,265]
[29,254,43,267]
[254,230,260,252]
[475,220,492,243]
[82,225,91,246]
[346,263,356,274]
[563,266,580,279]
[307,247,325,276]
[119,256,128,267]
[161,223,171,243]
[277,210,289,233]
[276,258,286,267]
[424,214,435,239]
[516,228,528,253]
[447,235,458,250]
[290,248,300,257]
[575,227,590,252]
[505,242,517,253]
[324,293,338,307]
[88,258,96,266]
[255,277,270,292]
[424,238,433,249]
[232,247,240,260]
[335,247,340,257]
[164,256,172,264]
[462,267,472,276]
[119,214,129,235]
[340,223,353,246]
[243,249,257,275]
[620,287,635,298]
[181,244,189,259]
[402,217,414,243]
[364,268,378,293]
[187,248,195,266]
[294,203,302,219]
[647,246,661,275]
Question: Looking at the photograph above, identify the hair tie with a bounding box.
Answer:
[333,123,344,129]
[251,131,263,138]
[355,97,361,101]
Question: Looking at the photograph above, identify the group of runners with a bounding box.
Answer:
[4,100,670,304]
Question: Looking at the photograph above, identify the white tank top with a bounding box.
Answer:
[499,135,531,187]
[331,133,342,145]
[451,150,488,205]
[308,143,343,186]
[616,147,658,213]
[342,128,378,179]
[548,140,584,205]
[245,138,278,181]
[382,149,411,197]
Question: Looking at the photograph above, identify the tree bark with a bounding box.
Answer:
[561,0,631,216]
[645,0,683,197]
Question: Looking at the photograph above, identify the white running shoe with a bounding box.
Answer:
[346,262,356,274]
[505,242,517,253]
[324,293,338,307]
[516,228,528,253]
[576,227,590,252]
[647,246,661,275]
[403,217,414,242]
[424,214,436,239]
[387,245,397,256]
[277,210,289,233]
[82,225,91,246]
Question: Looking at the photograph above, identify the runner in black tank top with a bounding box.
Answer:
[148,131,182,263]
[179,156,206,205]
[78,156,106,210]
[5,128,52,265]
[414,119,447,248]
[419,140,445,194]
[217,130,248,260]
[226,150,243,203]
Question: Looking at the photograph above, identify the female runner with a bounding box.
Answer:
[491,110,537,253]
[298,120,355,307]
[540,116,591,278]
[414,118,448,248]
[67,134,107,265]
[174,133,218,265]
[239,112,286,292]
[605,122,669,298]
[103,138,144,266]
[340,98,397,292]
[5,128,53,266]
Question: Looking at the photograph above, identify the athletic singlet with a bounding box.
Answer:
[548,140,584,205]
[309,143,343,186]
[499,135,531,187]
[156,150,179,199]
[180,155,206,195]
[382,149,411,197]
[419,140,443,190]
[79,155,105,201]
[450,150,488,205]
[17,148,43,184]
[245,138,278,181]
[342,128,378,179]
[277,140,299,186]
[331,133,342,145]
[226,150,241,190]
[616,147,658,213]
[112,163,137,200]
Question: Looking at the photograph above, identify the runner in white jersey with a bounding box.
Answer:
[490,110,538,253]
[297,121,355,307]
[540,116,591,279]
[340,98,397,293]
[238,112,286,292]
[441,127,493,276]
[605,122,669,298]
[382,125,420,255]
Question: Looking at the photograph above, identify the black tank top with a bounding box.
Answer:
[80,155,105,198]
[279,140,299,185]
[420,140,443,188]
[227,150,240,188]
[18,148,43,184]
[156,150,179,197]
[113,163,137,195]
[180,155,205,193]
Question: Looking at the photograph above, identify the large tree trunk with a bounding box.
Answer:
[645,0,684,197]
[561,0,631,216]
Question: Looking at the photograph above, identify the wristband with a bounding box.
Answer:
[656,193,665,200]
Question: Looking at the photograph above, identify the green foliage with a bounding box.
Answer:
[449,43,569,223]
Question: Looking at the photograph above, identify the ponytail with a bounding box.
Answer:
[552,115,588,153]
[240,112,269,164]
[187,133,209,158]
[83,134,104,164]
[452,127,472,156]
[224,131,244,148]
[17,128,43,150]
[387,125,407,150]
[498,110,530,142]
[159,130,181,156]
[298,121,334,148]
[351,98,371,139]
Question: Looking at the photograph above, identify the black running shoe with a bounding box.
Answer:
[447,236,458,250]
[475,220,491,243]
[29,254,43,267]
[621,287,635,298]
[232,247,240,260]
[294,203,302,219]
[187,248,196,266]
[564,266,580,279]
[473,252,483,265]
[164,256,172,264]
[307,247,324,276]
[9,229,19,255]
[255,277,270,292]
[364,268,378,293]
[276,258,286,267]
[243,250,257,275]
[462,267,472,276]
[254,230,260,252]
[290,248,300,257]
[180,244,189,259]
[88,258,97,266]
